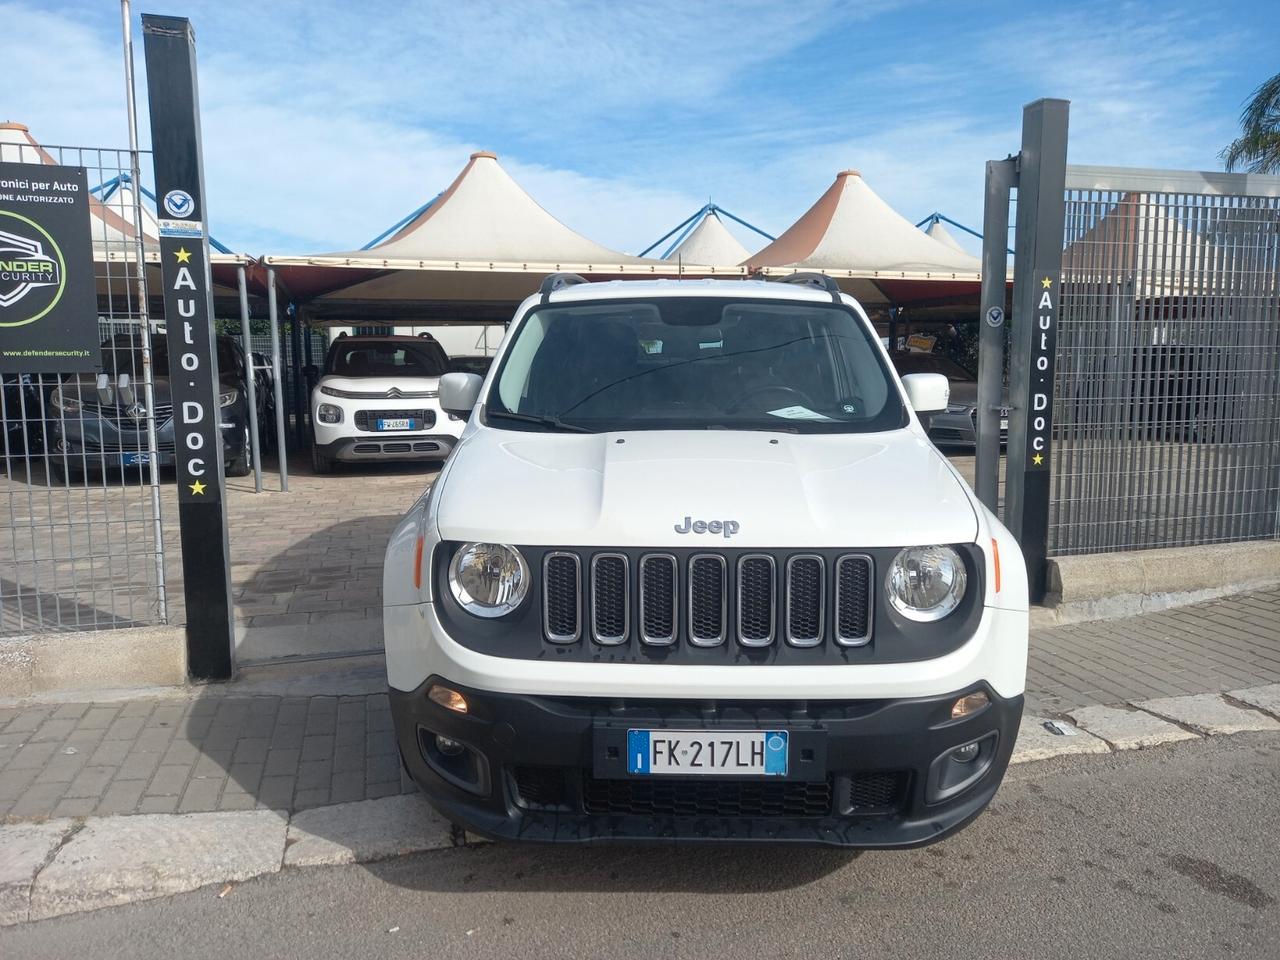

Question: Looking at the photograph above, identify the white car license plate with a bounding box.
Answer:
[376,418,414,431]
[627,729,788,776]
[999,418,1008,431]
[121,452,150,466]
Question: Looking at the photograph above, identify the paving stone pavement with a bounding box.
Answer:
[0,693,413,822]
[1,586,1278,824]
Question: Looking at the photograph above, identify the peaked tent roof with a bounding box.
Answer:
[1062,192,1214,297]
[748,170,981,276]
[925,219,967,252]
[664,210,752,265]
[323,151,653,266]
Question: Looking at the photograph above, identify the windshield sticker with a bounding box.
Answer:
[767,405,836,421]
[640,339,663,354]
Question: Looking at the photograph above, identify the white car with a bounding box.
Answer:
[382,274,1028,847]
[310,335,465,473]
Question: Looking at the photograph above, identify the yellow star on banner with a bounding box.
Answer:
[1032,453,1044,466]
[189,479,207,495]
[174,247,192,264]
[1041,276,1053,288]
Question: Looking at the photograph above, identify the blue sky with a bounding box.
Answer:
[6,0,1276,257]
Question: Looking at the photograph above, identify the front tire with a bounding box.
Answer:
[227,426,253,477]
[311,440,333,474]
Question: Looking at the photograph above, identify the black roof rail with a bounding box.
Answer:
[775,272,842,303]
[539,272,589,304]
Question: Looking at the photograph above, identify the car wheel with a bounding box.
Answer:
[227,426,253,477]
[311,440,333,475]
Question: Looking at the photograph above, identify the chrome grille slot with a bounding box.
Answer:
[785,555,824,647]
[835,554,873,646]
[590,553,629,645]
[736,555,776,647]
[639,554,677,645]
[543,552,581,643]
[687,554,727,646]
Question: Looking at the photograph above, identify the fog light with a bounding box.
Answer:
[953,741,981,763]
[951,691,990,719]
[435,735,465,757]
[428,684,469,714]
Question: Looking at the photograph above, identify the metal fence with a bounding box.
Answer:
[1,143,168,635]
[1049,168,1280,555]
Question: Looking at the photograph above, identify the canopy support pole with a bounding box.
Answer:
[289,306,306,452]
[236,266,263,493]
[267,268,289,492]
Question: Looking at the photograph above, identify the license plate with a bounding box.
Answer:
[121,452,150,466]
[376,418,414,431]
[1000,418,1008,431]
[627,729,787,776]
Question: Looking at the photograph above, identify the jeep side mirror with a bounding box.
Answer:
[440,372,483,418]
[901,373,950,415]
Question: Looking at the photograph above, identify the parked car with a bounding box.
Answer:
[47,333,267,481]
[309,334,466,473]
[889,351,1008,447]
[1,373,47,467]
[381,273,1029,848]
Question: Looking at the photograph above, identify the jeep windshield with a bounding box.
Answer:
[487,297,907,434]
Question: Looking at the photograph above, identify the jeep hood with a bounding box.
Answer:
[434,428,978,548]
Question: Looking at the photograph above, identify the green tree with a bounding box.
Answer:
[1221,72,1280,174]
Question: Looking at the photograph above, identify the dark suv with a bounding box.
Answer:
[47,333,268,481]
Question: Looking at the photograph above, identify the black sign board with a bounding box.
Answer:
[0,162,99,372]
[144,13,235,681]
[1024,273,1060,472]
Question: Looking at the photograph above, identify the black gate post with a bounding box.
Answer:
[143,14,235,680]
[1005,98,1069,602]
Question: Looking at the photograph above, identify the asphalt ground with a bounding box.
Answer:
[4,732,1277,960]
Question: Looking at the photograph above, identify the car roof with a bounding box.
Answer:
[539,278,855,308]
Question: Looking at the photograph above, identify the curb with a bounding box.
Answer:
[2,684,1277,926]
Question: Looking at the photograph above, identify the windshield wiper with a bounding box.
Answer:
[486,410,593,433]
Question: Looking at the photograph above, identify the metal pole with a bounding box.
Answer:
[120,0,167,624]
[236,265,262,493]
[1004,99,1069,602]
[976,157,1017,512]
[289,305,306,451]
[267,269,289,492]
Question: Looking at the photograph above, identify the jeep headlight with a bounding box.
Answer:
[448,542,529,617]
[886,545,967,621]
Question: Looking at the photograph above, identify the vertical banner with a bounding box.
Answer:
[0,162,99,372]
[143,13,235,680]
[1005,98,1069,602]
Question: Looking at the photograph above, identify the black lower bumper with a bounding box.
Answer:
[316,435,456,462]
[390,678,1024,847]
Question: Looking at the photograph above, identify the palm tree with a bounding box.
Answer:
[1221,72,1280,174]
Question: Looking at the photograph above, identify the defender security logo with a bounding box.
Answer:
[0,213,65,327]
[163,189,194,218]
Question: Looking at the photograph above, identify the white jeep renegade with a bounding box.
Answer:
[383,274,1028,847]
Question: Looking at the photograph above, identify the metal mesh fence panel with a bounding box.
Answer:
[1,143,167,634]
[1050,183,1280,555]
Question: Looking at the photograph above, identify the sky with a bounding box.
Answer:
[5,0,1276,258]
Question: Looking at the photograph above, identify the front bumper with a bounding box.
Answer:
[391,677,1023,847]
[316,435,457,463]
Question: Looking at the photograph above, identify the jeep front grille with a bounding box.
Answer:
[590,553,629,645]
[538,550,874,649]
[543,552,581,643]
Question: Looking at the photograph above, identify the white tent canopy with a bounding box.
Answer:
[324,151,654,267]
[663,210,751,265]
[1062,193,1214,296]
[925,219,968,253]
[749,170,982,277]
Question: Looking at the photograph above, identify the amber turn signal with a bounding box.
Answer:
[951,691,990,719]
[428,684,469,714]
